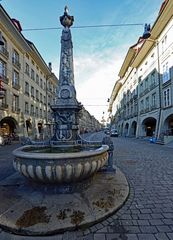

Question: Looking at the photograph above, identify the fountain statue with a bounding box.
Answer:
[13,6,109,184]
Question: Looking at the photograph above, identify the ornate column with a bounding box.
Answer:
[51,7,82,142]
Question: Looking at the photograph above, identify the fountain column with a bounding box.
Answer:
[51,6,82,142]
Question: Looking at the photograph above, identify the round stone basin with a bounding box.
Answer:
[13,144,109,183]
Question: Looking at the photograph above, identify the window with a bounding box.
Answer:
[0,37,9,58]
[30,104,34,116]
[140,100,144,111]
[36,74,39,85]
[162,62,170,83]
[0,59,7,78]
[25,102,29,114]
[12,94,19,112]
[25,82,29,95]
[163,88,171,108]
[40,78,43,88]
[25,63,29,75]
[31,69,35,80]
[152,93,156,108]
[134,103,138,115]
[12,49,20,68]
[36,90,39,101]
[40,93,42,103]
[145,78,149,90]
[40,108,42,118]
[35,107,38,117]
[145,97,149,110]
[31,86,34,98]
[161,35,167,53]
[151,71,156,86]
[12,70,19,87]
[140,82,143,94]
[1,89,7,107]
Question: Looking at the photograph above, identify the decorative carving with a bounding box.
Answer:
[60,89,70,99]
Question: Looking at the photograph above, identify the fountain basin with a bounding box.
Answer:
[13,144,109,183]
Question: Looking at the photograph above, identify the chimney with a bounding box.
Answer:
[48,62,52,71]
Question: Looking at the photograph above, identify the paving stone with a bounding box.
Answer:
[167,233,173,240]
[151,214,164,219]
[96,226,108,233]
[137,234,156,240]
[83,233,94,240]
[124,225,141,234]
[162,213,173,219]
[140,209,153,214]
[106,233,121,240]
[162,219,173,225]
[138,214,152,219]
[93,233,106,240]
[156,225,172,232]
[125,234,138,240]
[137,220,150,225]
[139,226,158,234]
[149,219,164,225]
[155,233,170,240]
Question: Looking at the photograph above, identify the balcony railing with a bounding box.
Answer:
[25,91,30,97]
[0,103,8,110]
[0,74,9,85]
[12,58,21,70]
[12,107,20,113]
[140,109,145,114]
[150,83,157,90]
[151,105,157,110]
[0,47,9,59]
[12,82,20,90]
[145,107,150,112]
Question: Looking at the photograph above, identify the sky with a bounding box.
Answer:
[1,0,164,123]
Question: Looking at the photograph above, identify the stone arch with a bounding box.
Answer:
[163,114,173,135]
[141,117,157,137]
[0,116,18,136]
[129,121,137,137]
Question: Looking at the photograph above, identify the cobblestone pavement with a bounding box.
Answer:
[0,135,173,239]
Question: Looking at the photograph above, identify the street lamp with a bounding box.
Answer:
[142,23,162,139]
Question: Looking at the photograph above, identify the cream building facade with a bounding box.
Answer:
[0,5,58,139]
[79,107,102,134]
[109,0,173,143]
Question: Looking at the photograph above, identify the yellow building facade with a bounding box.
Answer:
[0,5,58,140]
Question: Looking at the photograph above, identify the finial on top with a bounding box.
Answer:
[64,6,68,14]
[60,6,74,28]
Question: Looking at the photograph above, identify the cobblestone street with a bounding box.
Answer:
[0,135,173,239]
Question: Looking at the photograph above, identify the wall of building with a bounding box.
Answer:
[0,5,58,140]
[109,0,173,142]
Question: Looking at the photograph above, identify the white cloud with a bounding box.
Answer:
[74,47,126,122]
[52,44,128,122]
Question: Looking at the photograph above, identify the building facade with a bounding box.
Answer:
[0,5,58,140]
[79,107,102,133]
[109,0,173,143]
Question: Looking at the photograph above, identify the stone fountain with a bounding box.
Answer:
[0,7,129,236]
[13,6,109,184]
